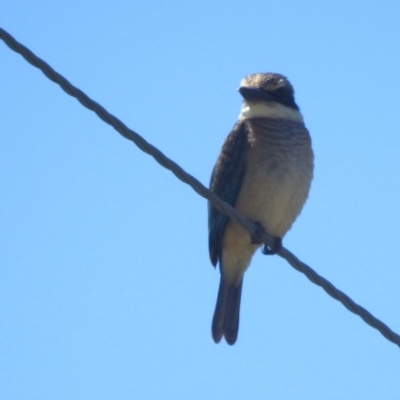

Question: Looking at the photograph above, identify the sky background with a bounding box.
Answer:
[1,1,400,399]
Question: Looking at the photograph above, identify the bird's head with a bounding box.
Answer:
[238,73,303,122]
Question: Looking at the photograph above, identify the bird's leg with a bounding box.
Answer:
[251,221,282,255]
[251,221,266,244]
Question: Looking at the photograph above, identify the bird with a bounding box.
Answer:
[208,73,314,345]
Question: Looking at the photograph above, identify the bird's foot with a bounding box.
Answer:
[251,222,282,255]
[262,237,282,255]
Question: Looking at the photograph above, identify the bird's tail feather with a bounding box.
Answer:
[212,277,243,345]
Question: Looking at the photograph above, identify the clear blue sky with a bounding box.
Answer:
[1,1,400,399]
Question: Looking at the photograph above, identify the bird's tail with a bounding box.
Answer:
[212,277,243,345]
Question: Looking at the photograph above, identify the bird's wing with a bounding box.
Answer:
[208,121,249,267]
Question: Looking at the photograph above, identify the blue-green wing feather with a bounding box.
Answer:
[208,121,249,267]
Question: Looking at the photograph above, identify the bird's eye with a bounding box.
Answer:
[272,87,298,110]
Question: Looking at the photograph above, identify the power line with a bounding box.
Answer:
[1,26,399,348]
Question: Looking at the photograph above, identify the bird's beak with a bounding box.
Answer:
[238,86,274,102]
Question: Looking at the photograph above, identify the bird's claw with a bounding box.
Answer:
[262,237,282,255]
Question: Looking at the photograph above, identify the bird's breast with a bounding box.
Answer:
[234,118,313,238]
